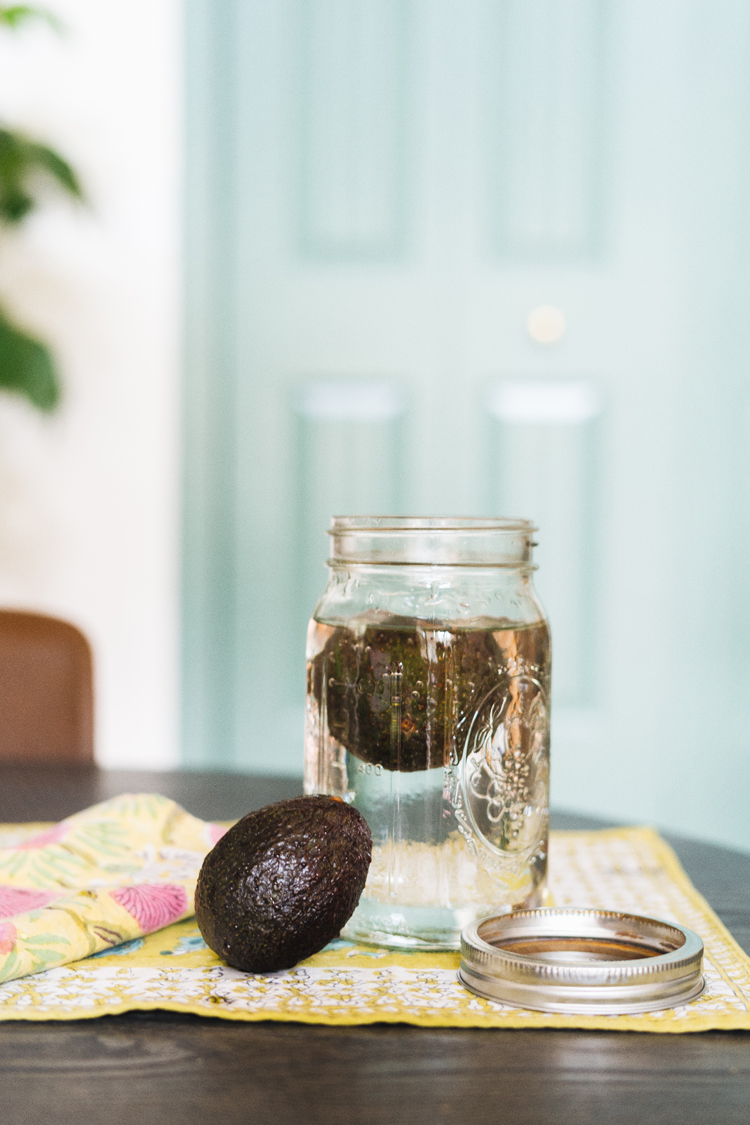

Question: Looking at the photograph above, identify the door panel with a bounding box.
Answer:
[297,0,408,259]
[184,0,750,851]
[484,0,607,258]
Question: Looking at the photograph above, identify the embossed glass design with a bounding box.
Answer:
[304,517,551,950]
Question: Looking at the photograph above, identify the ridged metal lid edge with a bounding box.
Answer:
[459,908,704,1015]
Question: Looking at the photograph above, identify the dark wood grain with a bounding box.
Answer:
[0,768,747,1125]
[0,764,303,824]
[1,1019,749,1125]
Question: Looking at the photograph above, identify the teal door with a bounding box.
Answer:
[184,0,750,853]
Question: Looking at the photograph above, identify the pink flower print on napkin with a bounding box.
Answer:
[0,888,56,919]
[0,922,17,955]
[15,822,69,850]
[110,884,188,933]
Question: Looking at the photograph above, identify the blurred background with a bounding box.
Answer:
[0,2,180,770]
[4,1,750,853]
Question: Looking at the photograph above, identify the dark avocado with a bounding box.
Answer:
[195,795,372,973]
[308,616,509,771]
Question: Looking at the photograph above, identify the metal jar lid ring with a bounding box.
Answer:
[459,908,705,1015]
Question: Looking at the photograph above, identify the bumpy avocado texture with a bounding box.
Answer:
[195,796,372,973]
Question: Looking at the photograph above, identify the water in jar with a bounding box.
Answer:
[305,611,550,950]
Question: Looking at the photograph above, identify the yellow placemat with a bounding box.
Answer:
[0,800,747,1031]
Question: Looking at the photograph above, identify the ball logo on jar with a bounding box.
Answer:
[458,673,549,862]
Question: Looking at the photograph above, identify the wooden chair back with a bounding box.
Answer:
[0,610,94,764]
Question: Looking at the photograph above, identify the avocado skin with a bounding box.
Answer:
[195,796,372,973]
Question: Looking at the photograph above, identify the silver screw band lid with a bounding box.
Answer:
[459,908,704,1015]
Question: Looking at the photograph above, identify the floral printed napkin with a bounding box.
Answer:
[0,793,224,983]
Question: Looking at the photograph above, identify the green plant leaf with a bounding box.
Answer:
[0,129,84,225]
[0,6,62,32]
[0,306,60,410]
[0,5,77,415]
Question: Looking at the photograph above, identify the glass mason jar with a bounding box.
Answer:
[304,517,550,950]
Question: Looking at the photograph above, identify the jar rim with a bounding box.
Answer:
[328,516,536,534]
[327,516,538,566]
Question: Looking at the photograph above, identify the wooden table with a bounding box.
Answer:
[0,766,748,1125]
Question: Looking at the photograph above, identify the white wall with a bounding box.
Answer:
[0,1,181,768]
